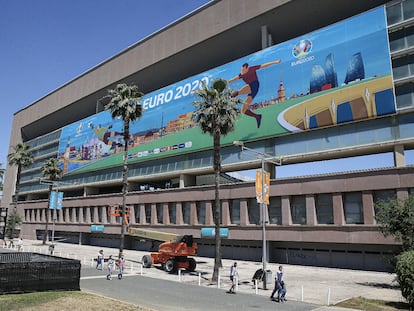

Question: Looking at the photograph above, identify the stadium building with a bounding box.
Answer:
[3,0,414,271]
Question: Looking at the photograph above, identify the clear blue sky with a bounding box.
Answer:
[0,0,412,178]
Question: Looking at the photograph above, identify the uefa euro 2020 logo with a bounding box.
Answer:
[292,39,312,58]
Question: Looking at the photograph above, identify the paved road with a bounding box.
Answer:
[81,266,318,311]
[2,240,404,310]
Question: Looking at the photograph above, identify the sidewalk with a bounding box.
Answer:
[5,240,404,309]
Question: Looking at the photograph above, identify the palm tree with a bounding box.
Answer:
[104,83,144,257]
[193,78,241,282]
[40,158,63,244]
[7,143,34,238]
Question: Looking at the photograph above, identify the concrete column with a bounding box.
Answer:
[163,203,169,225]
[393,144,406,167]
[139,204,146,225]
[64,208,70,223]
[306,194,317,225]
[205,201,214,226]
[261,25,273,49]
[79,208,84,224]
[221,200,231,225]
[102,205,108,224]
[190,202,198,225]
[332,193,345,225]
[85,207,91,224]
[71,207,76,223]
[362,191,375,225]
[93,207,99,224]
[128,204,136,225]
[179,174,196,188]
[281,196,292,225]
[239,199,249,226]
[176,202,183,225]
[151,203,157,224]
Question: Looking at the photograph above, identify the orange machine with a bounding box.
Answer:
[128,228,197,273]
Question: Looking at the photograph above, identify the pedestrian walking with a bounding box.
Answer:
[227,262,238,294]
[17,237,23,252]
[117,254,126,279]
[96,249,104,270]
[270,265,287,303]
[106,255,115,280]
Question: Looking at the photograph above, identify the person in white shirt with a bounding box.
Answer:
[227,262,239,294]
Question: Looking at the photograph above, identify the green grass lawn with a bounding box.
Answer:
[335,297,411,311]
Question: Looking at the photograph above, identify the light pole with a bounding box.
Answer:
[40,179,65,253]
[233,141,281,289]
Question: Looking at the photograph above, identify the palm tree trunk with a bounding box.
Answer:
[119,122,130,257]
[43,185,52,244]
[11,166,21,239]
[212,129,222,282]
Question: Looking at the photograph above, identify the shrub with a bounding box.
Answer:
[395,250,414,308]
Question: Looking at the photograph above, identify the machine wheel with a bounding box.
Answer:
[164,259,177,273]
[187,258,196,272]
[142,255,152,268]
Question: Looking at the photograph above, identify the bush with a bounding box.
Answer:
[395,250,414,308]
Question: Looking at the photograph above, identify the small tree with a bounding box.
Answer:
[193,78,241,282]
[104,82,144,257]
[40,158,63,244]
[7,143,34,238]
[375,195,414,251]
[395,250,414,308]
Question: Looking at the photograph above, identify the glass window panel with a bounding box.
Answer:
[134,204,140,224]
[403,0,414,19]
[389,29,406,51]
[344,192,363,224]
[291,195,306,225]
[197,201,206,225]
[396,83,414,109]
[183,202,191,224]
[145,204,151,224]
[248,198,260,225]
[169,203,176,224]
[156,203,163,224]
[269,197,282,225]
[230,199,241,225]
[387,3,403,25]
[316,194,334,224]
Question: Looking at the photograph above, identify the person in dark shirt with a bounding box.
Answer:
[228,60,281,128]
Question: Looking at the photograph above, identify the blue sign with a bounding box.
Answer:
[49,191,64,210]
[91,225,104,232]
[201,227,229,238]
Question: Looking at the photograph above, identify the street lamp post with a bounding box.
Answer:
[233,141,281,290]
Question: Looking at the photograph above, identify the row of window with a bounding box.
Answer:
[25,189,406,226]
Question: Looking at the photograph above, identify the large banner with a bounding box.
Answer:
[58,7,395,175]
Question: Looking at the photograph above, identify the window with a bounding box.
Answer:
[374,190,397,215]
[229,199,241,225]
[316,194,333,224]
[183,202,191,224]
[248,198,260,225]
[134,204,140,224]
[291,195,306,225]
[387,0,414,25]
[168,203,176,224]
[269,197,282,224]
[344,192,363,224]
[374,190,396,203]
[145,204,151,224]
[196,201,206,224]
[83,207,88,223]
[395,83,414,109]
[156,203,163,224]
